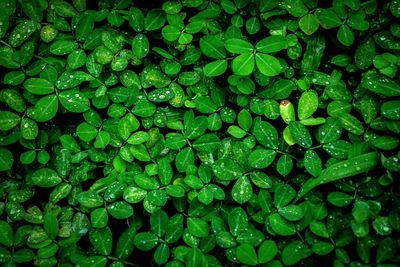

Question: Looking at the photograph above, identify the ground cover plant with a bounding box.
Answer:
[0,0,400,266]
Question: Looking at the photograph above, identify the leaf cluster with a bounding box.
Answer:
[0,0,400,266]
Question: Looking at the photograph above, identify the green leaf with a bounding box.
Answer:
[50,40,79,55]
[338,113,364,135]
[312,241,334,256]
[20,151,36,165]
[76,14,94,41]
[373,217,392,235]
[250,172,272,189]
[258,240,278,264]
[232,52,255,76]
[192,134,220,153]
[284,0,308,17]
[237,109,252,131]
[158,158,173,185]
[236,244,258,266]
[147,88,175,103]
[278,205,304,221]
[231,176,253,204]
[115,227,136,260]
[23,78,54,95]
[228,207,248,237]
[154,243,170,265]
[255,53,281,76]
[337,24,354,46]
[221,0,237,14]
[118,113,140,140]
[107,201,133,219]
[318,117,342,144]
[304,150,322,177]
[187,217,209,237]
[298,90,318,120]
[0,148,14,172]
[132,100,156,117]
[361,74,400,97]
[144,9,166,31]
[162,25,181,41]
[200,35,226,59]
[0,220,14,247]
[9,20,39,47]
[373,136,399,150]
[212,158,243,181]
[252,118,279,149]
[276,154,293,176]
[77,122,98,142]
[178,71,200,86]
[289,121,312,148]
[352,201,370,223]
[150,209,168,237]
[94,46,113,65]
[29,94,59,122]
[381,100,400,120]
[0,247,12,263]
[13,248,35,263]
[123,186,147,204]
[227,125,247,138]
[4,71,25,86]
[134,232,159,251]
[59,90,90,113]
[38,243,59,260]
[165,214,183,244]
[31,168,62,188]
[148,190,167,207]
[203,60,228,77]
[43,212,59,240]
[134,173,159,190]
[246,17,260,35]
[89,227,113,256]
[256,35,287,53]
[175,147,194,173]
[94,131,111,149]
[238,77,256,95]
[77,191,104,208]
[327,191,353,207]
[355,38,375,69]
[298,152,378,199]
[195,96,218,114]
[248,149,277,169]
[299,14,319,35]
[91,208,108,229]
[315,8,342,29]
[376,237,396,263]
[274,183,296,208]
[269,213,296,236]
[282,241,312,265]
[20,118,38,140]
[132,34,149,59]
[67,50,87,70]
[310,220,329,238]
[21,0,42,21]
[0,111,20,131]
[225,38,253,54]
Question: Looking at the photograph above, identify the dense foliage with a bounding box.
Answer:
[1,0,400,266]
